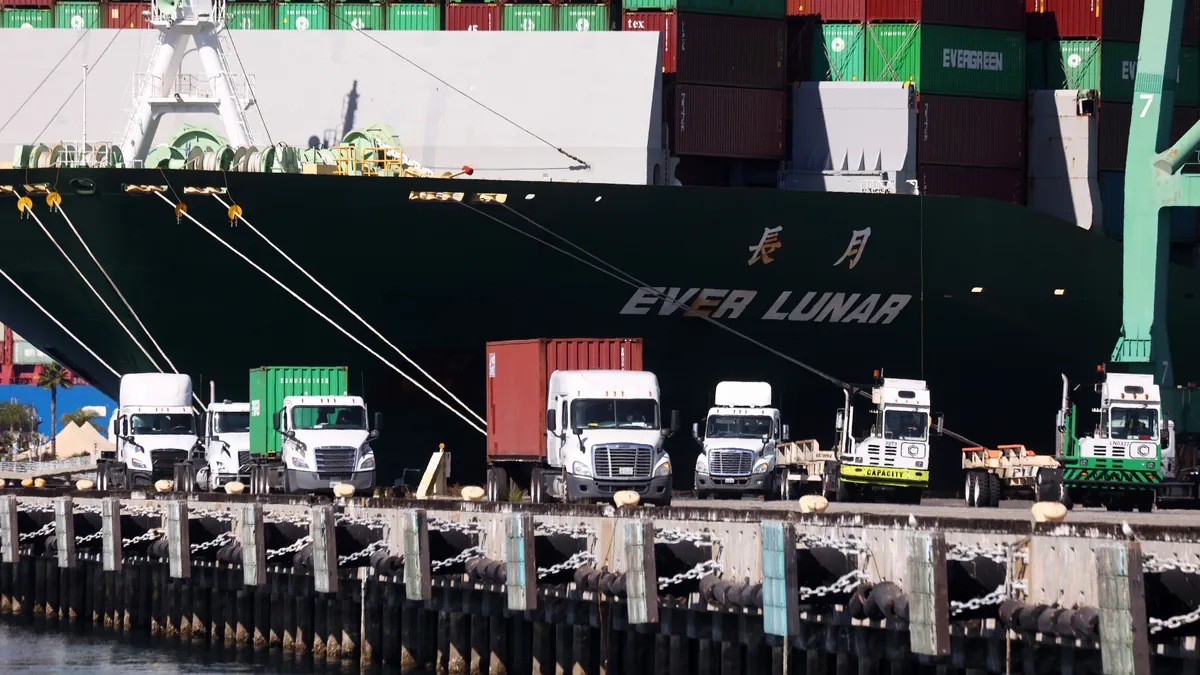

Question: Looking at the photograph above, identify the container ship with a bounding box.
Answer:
[1,0,1199,489]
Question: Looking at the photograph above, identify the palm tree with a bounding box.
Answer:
[36,364,72,460]
[0,402,35,460]
[62,408,105,434]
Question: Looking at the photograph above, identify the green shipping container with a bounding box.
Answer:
[2,9,52,29]
[621,0,784,19]
[387,3,440,30]
[1049,40,1140,103]
[1026,40,1046,91]
[334,3,383,29]
[227,3,272,29]
[503,4,552,31]
[249,367,349,458]
[54,2,100,29]
[277,3,329,30]
[865,24,1025,100]
[557,4,607,32]
[810,23,864,82]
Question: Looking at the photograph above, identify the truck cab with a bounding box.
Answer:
[201,401,250,490]
[833,376,931,504]
[106,373,200,488]
[692,381,786,498]
[543,369,676,506]
[272,394,378,492]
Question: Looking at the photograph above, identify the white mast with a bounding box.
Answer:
[82,64,88,165]
[118,0,255,167]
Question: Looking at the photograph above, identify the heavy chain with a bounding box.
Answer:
[537,551,597,579]
[950,585,1007,616]
[429,518,485,536]
[798,569,867,602]
[1150,607,1200,634]
[655,528,717,548]
[191,531,235,553]
[335,514,387,530]
[659,559,723,590]
[339,539,390,566]
[17,503,55,514]
[264,513,312,527]
[122,528,164,548]
[19,522,55,542]
[535,523,595,539]
[795,533,867,558]
[122,506,162,519]
[76,531,104,545]
[190,509,235,523]
[947,542,1020,565]
[431,546,484,572]
[267,535,312,559]
[1143,554,1200,576]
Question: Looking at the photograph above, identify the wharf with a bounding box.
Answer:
[0,490,1196,675]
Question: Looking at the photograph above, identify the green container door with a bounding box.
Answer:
[227,3,272,29]
[277,3,329,30]
[810,23,864,82]
[248,366,350,457]
[622,0,784,18]
[2,9,51,28]
[1049,40,1140,102]
[503,4,551,31]
[387,3,440,30]
[1026,40,1045,91]
[866,24,1025,99]
[54,2,100,29]
[557,4,607,32]
[334,3,383,29]
[1181,47,1200,107]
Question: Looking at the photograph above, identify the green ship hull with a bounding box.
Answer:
[1,167,1198,490]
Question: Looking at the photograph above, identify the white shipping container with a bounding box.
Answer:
[12,340,54,366]
[1028,90,1098,180]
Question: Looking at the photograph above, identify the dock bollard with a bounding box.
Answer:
[798,495,828,514]
[155,480,173,493]
[333,484,356,498]
[0,479,5,488]
[33,478,45,488]
[224,481,245,494]
[20,479,31,488]
[614,491,640,507]
[460,486,484,501]
[1031,502,1067,523]
[75,479,93,491]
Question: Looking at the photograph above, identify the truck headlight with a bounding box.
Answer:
[359,454,375,471]
[695,456,708,474]
[753,461,770,474]
[283,437,307,457]
[654,460,671,477]
[131,457,148,470]
[292,457,309,470]
[572,461,592,478]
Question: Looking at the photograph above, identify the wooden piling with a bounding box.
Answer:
[313,585,329,664]
[400,600,418,671]
[488,612,510,675]
[382,578,401,665]
[254,580,270,649]
[340,578,360,665]
[295,576,313,657]
[360,576,381,667]
[34,554,48,620]
[281,570,296,652]
[533,621,554,675]
[237,577,254,648]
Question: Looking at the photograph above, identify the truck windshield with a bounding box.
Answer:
[1110,407,1158,440]
[883,410,927,441]
[571,399,658,430]
[215,412,250,434]
[292,406,366,430]
[130,414,195,435]
[706,415,772,439]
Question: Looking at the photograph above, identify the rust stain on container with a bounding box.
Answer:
[485,338,644,461]
[787,0,865,21]
[868,0,1025,31]
[446,3,499,31]
[103,1,150,29]
[917,164,1026,204]
[671,84,786,159]
[918,94,1026,170]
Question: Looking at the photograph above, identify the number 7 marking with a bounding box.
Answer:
[1140,93,1156,118]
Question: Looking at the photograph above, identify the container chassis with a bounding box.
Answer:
[961,445,1063,507]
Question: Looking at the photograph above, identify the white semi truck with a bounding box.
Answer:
[197,386,252,491]
[692,381,789,499]
[100,373,201,490]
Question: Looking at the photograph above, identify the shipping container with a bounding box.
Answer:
[787,0,863,21]
[867,0,1024,32]
[485,339,644,461]
[864,24,1026,100]
[502,4,551,31]
[249,366,350,458]
[1181,48,1200,107]
[2,8,50,27]
[621,0,786,19]
[226,3,272,29]
[1099,171,1199,243]
[387,3,439,30]
[916,164,1026,204]
[11,340,52,366]
[1047,40,1140,102]
[623,12,786,88]
[1188,0,1200,47]
[809,21,864,81]
[917,94,1025,169]
[333,3,382,29]
[54,2,99,29]
[277,3,329,30]
[104,2,150,29]
[1099,102,1200,173]
[671,84,786,159]
[0,0,49,7]
[446,2,499,30]
[1027,89,1098,180]
[1026,39,1046,90]
[557,4,607,31]
[1026,0,1143,42]
[786,17,813,82]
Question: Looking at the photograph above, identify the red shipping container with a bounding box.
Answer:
[672,84,786,159]
[104,2,151,29]
[1025,0,1142,42]
[446,3,499,31]
[867,0,1024,31]
[916,164,1027,204]
[2,0,51,7]
[485,338,644,461]
[622,12,786,89]
[917,95,1026,170]
[787,0,864,20]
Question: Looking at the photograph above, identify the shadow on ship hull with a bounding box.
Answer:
[0,168,1196,492]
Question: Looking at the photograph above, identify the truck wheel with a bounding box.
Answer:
[95,464,110,492]
[965,472,978,507]
[986,473,1002,508]
[1135,490,1155,513]
[485,467,508,502]
[529,468,545,504]
[778,469,792,501]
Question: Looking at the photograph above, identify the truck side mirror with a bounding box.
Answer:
[691,422,701,442]
[546,409,557,432]
[835,410,844,431]
[272,411,281,432]
[374,412,383,433]
[782,424,790,442]
[669,410,681,434]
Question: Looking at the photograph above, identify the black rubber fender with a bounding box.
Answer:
[599,572,617,596]
[892,594,909,622]
[848,583,874,620]
[465,558,486,582]
[1037,607,1064,634]
[751,584,764,609]
[699,575,721,604]
[710,580,734,606]
[998,599,1025,628]
[1054,609,1077,638]
[611,573,627,597]
[486,560,507,584]
[1017,604,1048,632]
[1072,606,1100,640]
[869,581,903,620]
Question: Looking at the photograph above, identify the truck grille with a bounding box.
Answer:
[315,446,357,475]
[708,449,753,476]
[1094,446,1126,458]
[151,449,190,477]
[864,444,896,467]
[237,451,251,472]
[593,444,654,479]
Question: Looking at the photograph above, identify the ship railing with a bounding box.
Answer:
[132,73,255,103]
[0,455,97,477]
[30,141,127,169]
